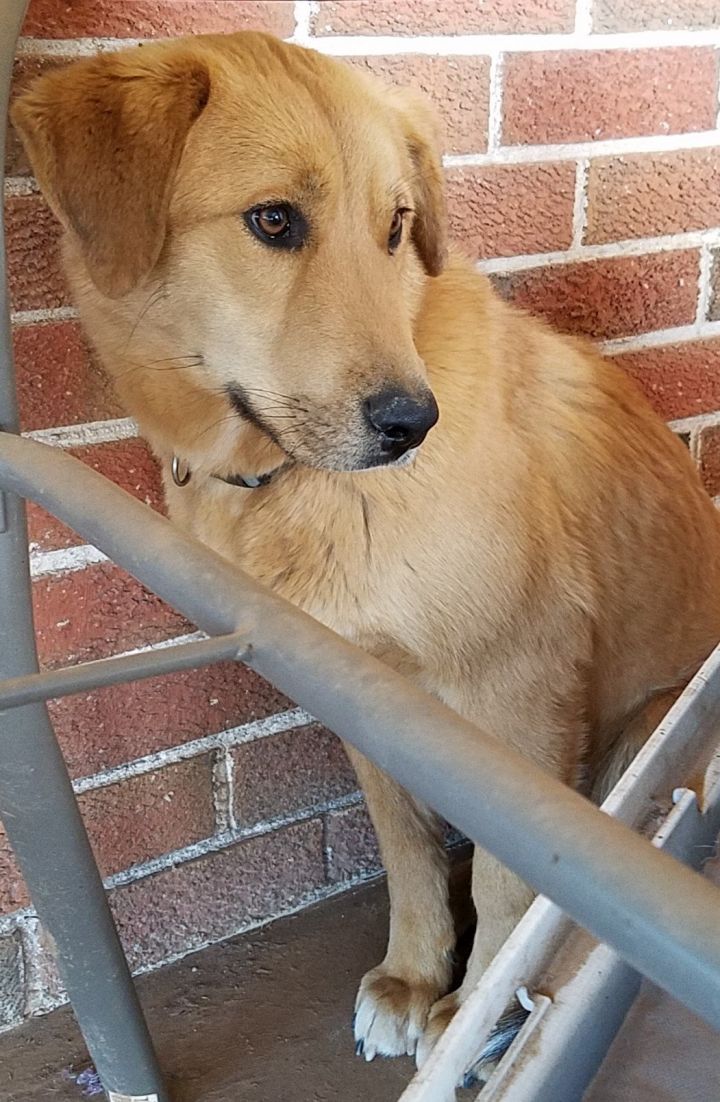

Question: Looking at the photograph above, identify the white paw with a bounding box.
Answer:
[354,966,439,1061]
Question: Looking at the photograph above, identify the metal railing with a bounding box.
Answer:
[2,4,720,1099]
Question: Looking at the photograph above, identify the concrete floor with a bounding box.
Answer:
[2,872,719,1102]
[0,879,476,1102]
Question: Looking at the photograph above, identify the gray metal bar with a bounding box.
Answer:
[2,433,720,1034]
[0,630,248,710]
[0,3,170,1099]
[401,649,720,1102]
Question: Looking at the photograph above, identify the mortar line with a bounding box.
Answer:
[72,709,314,794]
[16,29,720,59]
[486,52,504,152]
[698,241,716,324]
[104,791,363,889]
[571,158,589,249]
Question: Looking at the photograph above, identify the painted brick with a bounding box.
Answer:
[502,49,718,145]
[0,828,29,915]
[492,251,698,341]
[446,162,575,259]
[21,0,295,38]
[78,757,215,877]
[612,340,720,420]
[48,666,291,779]
[695,424,720,496]
[593,1,720,32]
[110,818,325,968]
[27,438,162,552]
[232,724,357,826]
[32,562,191,668]
[14,321,123,431]
[22,919,65,1014]
[0,932,24,1028]
[586,149,720,244]
[709,248,720,321]
[5,195,67,313]
[312,0,575,35]
[346,55,490,155]
[325,802,381,884]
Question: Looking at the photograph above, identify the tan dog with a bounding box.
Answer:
[13,31,720,1068]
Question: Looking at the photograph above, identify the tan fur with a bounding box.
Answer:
[13,31,720,1064]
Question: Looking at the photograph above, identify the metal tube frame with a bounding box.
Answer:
[0,4,169,1100]
[3,5,720,1100]
[0,630,249,710]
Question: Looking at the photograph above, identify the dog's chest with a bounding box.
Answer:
[173,475,388,640]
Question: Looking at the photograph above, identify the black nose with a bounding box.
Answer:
[364,388,439,453]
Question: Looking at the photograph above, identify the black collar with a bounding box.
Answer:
[213,468,281,489]
[171,455,289,490]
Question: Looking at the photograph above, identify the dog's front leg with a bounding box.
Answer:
[345,743,455,1061]
[417,849,534,1070]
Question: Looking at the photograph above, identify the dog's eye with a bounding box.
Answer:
[388,209,408,254]
[244,203,307,250]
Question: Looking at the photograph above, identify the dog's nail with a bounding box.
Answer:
[462,1070,479,1090]
[355,1039,364,1057]
[364,1044,376,1062]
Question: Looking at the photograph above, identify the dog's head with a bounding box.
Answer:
[12,33,447,473]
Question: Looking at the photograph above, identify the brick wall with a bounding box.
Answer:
[2,0,720,1029]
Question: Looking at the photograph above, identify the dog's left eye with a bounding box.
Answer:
[388,209,409,254]
[244,203,307,250]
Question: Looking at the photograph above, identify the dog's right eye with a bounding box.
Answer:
[243,203,307,250]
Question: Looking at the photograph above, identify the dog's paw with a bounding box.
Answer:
[353,966,440,1061]
[415,990,459,1068]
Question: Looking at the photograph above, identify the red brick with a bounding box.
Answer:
[5,195,67,312]
[593,1,720,32]
[446,162,575,259]
[14,321,123,431]
[78,757,215,876]
[502,49,718,145]
[325,802,381,884]
[612,340,720,420]
[695,424,720,496]
[0,827,29,915]
[346,55,489,155]
[493,251,698,341]
[27,438,162,552]
[110,818,325,968]
[232,724,356,826]
[313,0,575,34]
[586,150,720,244]
[32,562,190,668]
[49,665,291,779]
[21,0,295,38]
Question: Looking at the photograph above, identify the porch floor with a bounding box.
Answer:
[1,873,717,1102]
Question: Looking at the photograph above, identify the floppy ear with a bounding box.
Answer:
[11,45,210,298]
[391,88,448,277]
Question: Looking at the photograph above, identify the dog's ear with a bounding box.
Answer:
[391,88,448,277]
[11,46,210,298]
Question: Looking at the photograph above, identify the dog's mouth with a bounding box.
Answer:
[224,383,431,474]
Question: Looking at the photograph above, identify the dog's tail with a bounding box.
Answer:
[460,1000,530,1089]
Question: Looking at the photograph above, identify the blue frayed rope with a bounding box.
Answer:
[62,1064,104,1097]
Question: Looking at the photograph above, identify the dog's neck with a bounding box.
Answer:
[135,401,291,493]
[171,453,292,490]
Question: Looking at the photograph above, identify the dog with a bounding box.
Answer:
[13,30,720,1072]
